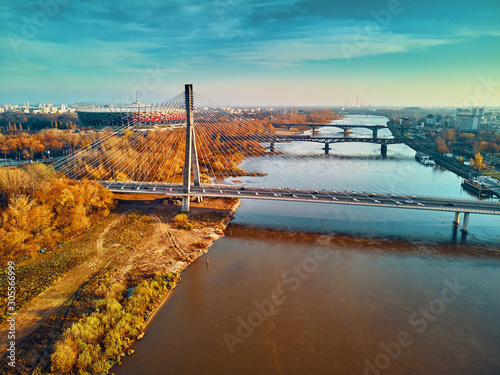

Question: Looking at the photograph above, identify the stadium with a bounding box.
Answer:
[75,102,187,128]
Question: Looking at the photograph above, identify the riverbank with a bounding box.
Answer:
[387,123,499,192]
[0,195,240,374]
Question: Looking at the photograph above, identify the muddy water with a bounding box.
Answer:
[116,228,500,375]
[116,116,500,374]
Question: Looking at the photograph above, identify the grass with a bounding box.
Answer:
[193,212,228,223]
[103,214,156,250]
[0,226,101,325]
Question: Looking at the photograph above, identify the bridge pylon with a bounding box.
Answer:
[181,84,201,212]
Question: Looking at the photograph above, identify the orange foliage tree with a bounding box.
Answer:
[0,164,115,262]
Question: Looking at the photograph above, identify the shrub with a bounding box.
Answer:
[50,273,180,374]
[172,213,193,230]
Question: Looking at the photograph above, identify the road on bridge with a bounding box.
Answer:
[102,181,500,216]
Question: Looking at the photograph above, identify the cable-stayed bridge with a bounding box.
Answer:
[54,85,500,233]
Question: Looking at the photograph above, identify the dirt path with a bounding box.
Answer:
[96,213,128,256]
[109,212,191,284]
[0,213,127,355]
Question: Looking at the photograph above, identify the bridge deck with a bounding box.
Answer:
[273,123,388,129]
[219,135,434,145]
[101,182,500,216]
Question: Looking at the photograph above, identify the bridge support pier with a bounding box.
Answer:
[462,212,470,233]
[343,128,349,137]
[381,144,387,159]
[324,143,330,155]
[372,128,378,139]
[453,212,470,233]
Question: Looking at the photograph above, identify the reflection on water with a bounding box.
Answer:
[117,229,500,375]
[116,116,500,375]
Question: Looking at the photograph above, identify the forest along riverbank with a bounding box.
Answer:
[0,194,240,375]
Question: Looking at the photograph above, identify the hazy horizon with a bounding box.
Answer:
[1,0,499,107]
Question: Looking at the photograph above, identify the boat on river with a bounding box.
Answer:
[461,177,493,198]
[415,152,436,166]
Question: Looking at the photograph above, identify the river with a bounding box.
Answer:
[115,115,500,375]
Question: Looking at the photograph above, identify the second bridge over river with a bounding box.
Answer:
[272,123,388,138]
[218,134,433,155]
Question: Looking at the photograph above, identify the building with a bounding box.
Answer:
[425,114,435,126]
[400,117,411,126]
[456,108,471,116]
[456,115,479,131]
[455,107,485,131]
[443,115,455,127]
[75,102,186,127]
[471,107,485,116]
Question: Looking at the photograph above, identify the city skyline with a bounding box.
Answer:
[1,0,499,107]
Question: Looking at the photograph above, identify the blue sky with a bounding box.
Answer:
[1,0,499,106]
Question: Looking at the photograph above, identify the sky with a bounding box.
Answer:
[1,0,499,107]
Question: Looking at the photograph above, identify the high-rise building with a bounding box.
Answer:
[471,106,485,116]
[456,106,484,131]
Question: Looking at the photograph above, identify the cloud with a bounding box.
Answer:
[223,31,460,67]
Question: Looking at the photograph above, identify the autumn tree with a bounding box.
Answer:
[473,141,487,154]
[0,165,115,262]
[435,137,449,154]
[471,153,483,170]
